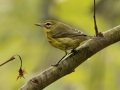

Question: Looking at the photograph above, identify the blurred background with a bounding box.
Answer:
[0,0,120,90]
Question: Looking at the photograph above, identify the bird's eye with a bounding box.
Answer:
[45,22,51,28]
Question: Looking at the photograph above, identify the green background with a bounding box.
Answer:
[0,0,120,90]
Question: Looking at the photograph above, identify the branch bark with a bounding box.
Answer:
[19,25,120,90]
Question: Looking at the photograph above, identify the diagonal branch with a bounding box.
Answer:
[19,25,120,90]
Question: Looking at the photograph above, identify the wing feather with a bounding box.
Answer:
[52,23,87,38]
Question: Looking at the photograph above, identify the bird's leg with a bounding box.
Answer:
[52,50,67,66]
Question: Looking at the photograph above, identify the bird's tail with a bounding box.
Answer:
[86,36,104,40]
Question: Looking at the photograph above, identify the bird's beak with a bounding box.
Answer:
[35,23,44,27]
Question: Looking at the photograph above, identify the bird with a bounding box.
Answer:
[35,20,97,66]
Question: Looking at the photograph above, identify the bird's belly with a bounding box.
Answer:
[47,37,80,50]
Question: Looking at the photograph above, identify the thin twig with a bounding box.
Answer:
[0,55,22,68]
[93,0,99,35]
[93,0,104,37]
[15,54,22,69]
[0,56,15,66]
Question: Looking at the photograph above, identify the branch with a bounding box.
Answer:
[19,25,120,90]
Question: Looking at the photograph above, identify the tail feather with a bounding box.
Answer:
[86,36,104,40]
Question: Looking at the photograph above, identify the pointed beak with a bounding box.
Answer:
[35,23,43,27]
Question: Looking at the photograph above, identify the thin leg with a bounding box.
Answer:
[52,50,67,66]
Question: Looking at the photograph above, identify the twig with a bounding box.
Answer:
[0,56,15,66]
[93,0,98,35]
[0,55,26,80]
[15,54,22,69]
[93,0,104,37]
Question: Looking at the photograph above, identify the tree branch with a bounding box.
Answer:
[19,25,120,90]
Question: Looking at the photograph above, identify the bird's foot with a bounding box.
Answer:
[51,63,59,67]
[71,49,77,54]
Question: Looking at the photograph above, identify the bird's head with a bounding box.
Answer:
[35,20,58,31]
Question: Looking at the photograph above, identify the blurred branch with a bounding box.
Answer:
[19,25,120,90]
[39,0,56,21]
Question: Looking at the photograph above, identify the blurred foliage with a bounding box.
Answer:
[0,0,120,90]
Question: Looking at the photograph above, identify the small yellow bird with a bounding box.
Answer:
[35,20,96,66]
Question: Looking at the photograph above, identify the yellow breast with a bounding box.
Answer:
[43,28,83,51]
[46,34,80,51]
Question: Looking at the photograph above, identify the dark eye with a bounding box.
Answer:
[45,22,51,28]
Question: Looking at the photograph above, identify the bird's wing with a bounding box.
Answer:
[52,24,87,38]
